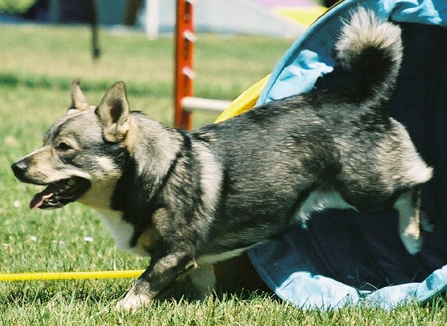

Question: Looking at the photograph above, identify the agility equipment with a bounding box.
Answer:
[0,270,144,281]
[239,0,447,309]
[174,0,232,129]
[175,0,447,309]
[173,0,323,129]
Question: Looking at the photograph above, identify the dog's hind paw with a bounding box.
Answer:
[400,226,422,255]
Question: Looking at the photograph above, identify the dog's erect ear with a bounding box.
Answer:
[96,81,130,142]
[69,79,94,113]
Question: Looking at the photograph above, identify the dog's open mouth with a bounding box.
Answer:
[30,177,91,209]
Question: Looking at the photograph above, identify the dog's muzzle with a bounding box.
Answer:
[11,160,91,210]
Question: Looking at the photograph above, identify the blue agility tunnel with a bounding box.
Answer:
[226,0,447,309]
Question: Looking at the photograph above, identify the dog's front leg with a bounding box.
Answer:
[116,253,196,311]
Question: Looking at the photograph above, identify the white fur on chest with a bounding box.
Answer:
[95,208,149,257]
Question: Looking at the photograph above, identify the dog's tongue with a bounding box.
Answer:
[30,186,55,210]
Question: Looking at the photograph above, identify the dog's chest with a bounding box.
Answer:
[95,208,149,257]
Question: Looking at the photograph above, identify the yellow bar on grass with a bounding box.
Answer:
[0,270,144,281]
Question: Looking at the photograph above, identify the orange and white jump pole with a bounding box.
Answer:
[174,0,231,129]
[174,0,195,129]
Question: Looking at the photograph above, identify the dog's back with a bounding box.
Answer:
[195,8,431,255]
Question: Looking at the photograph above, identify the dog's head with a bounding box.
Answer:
[11,79,132,210]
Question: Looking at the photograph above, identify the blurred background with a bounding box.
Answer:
[1,0,333,37]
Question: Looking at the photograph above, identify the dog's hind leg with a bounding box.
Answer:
[393,188,423,255]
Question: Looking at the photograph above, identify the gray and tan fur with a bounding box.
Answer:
[12,8,433,310]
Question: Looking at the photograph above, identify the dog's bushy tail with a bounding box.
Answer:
[334,8,402,108]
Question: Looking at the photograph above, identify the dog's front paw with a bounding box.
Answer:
[115,292,151,311]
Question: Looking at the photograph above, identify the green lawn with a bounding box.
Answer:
[0,23,446,325]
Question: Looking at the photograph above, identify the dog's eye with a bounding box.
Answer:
[56,142,73,151]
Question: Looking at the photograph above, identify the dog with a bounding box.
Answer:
[11,8,433,310]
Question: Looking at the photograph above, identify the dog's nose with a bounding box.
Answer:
[11,160,27,179]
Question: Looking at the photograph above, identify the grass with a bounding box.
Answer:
[0,22,446,325]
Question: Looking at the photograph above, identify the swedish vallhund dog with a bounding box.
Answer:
[12,8,433,310]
